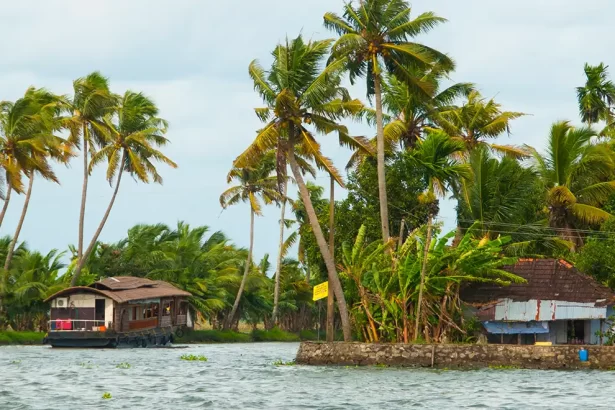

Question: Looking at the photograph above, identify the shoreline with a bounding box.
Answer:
[0,329,323,346]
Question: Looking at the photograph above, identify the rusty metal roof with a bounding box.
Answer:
[461,259,615,306]
[45,277,191,304]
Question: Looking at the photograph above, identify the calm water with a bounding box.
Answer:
[1,343,614,409]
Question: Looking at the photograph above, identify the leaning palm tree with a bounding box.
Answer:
[404,130,470,340]
[70,91,176,286]
[577,63,615,126]
[220,153,281,329]
[4,90,73,271]
[233,36,365,341]
[60,72,117,263]
[325,0,454,242]
[529,121,615,250]
[0,88,62,228]
[433,90,527,158]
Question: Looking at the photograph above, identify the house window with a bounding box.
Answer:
[179,302,188,315]
[163,301,171,316]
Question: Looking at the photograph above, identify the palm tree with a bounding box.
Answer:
[234,36,365,341]
[220,154,281,329]
[0,88,63,228]
[348,74,474,168]
[577,63,615,125]
[529,121,615,250]
[4,90,72,271]
[404,131,470,340]
[61,72,117,263]
[433,90,527,158]
[70,91,176,286]
[325,0,454,243]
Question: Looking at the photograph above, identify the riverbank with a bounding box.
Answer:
[0,329,329,346]
[296,342,615,370]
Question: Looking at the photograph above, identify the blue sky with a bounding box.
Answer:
[0,0,612,269]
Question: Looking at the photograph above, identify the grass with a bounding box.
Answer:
[176,330,252,344]
[180,354,208,362]
[252,328,300,342]
[0,331,45,345]
[272,359,296,366]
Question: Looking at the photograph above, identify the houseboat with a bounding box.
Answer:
[44,276,192,348]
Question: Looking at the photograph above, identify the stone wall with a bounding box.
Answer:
[296,342,615,369]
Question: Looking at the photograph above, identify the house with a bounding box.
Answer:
[461,259,615,345]
[44,276,192,348]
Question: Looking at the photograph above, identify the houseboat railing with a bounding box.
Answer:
[48,319,107,331]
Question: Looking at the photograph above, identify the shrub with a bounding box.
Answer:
[251,328,300,342]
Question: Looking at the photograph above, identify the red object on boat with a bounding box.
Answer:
[55,319,72,330]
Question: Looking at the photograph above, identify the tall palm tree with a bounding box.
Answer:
[0,88,62,228]
[433,90,527,158]
[577,63,615,125]
[70,91,176,286]
[235,36,363,340]
[233,36,365,341]
[61,72,117,263]
[529,121,615,250]
[4,90,72,271]
[220,153,281,329]
[348,74,474,167]
[325,0,454,242]
[272,157,315,327]
[404,131,470,340]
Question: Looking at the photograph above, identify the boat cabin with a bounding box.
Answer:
[462,259,615,345]
[44,276,192,347]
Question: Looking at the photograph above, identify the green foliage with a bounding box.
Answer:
[272,359,296,366]
[0,331,44,345]
[115,362,131,369]
[177,330,251,344]
[576,219,615,287]
[252,327,300,342]
[102,392,112,400]
[180,354,208,362]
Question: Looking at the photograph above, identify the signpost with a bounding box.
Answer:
[312,281,329,341]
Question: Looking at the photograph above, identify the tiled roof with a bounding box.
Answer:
[45,277,191,304]
[461,259,615,305]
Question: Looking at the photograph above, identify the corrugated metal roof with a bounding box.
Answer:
[45,278,191,304]
[489,299,607,321]
[461,259,615,305]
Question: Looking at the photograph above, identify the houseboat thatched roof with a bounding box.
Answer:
[45,276,191,304]
[461,259,615,306]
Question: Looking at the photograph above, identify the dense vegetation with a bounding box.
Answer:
[3,0,615,344]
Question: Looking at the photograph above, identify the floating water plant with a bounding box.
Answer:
[273,360,296,366]
[10,359,21,365]
[102,392,112,400]
[116,362,131,369]
[180,354,208,362]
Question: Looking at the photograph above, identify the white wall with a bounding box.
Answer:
[67,293,96,308]
[104,298,114,327]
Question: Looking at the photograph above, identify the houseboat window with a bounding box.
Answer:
[163,301,171,316]
[132,306,139,320]
[179,302,188,315]
[152,304,159,317]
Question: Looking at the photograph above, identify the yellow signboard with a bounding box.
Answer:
[312,281,329,301]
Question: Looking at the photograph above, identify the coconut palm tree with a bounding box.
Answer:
[577,63,615,126]
[325,0,454,243]
[433,90,527,158]
[348,74,474,168]
[70,91,176,286]
[61,72,117,263]
[403,130,470,340]
[529,121,615,250]
[220,153,282,329]
[4,91,72,272]
[233,36,367,340]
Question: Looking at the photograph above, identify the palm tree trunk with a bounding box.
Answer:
[272,181,288,326]
[4,174,34,271]
[288,149,352,341]
[326,175,335,342]
[414,214,433,341]
[373,74,390,243]
[0,183,12,229]
[78,126,89,262]
[71,150,125,286]
[225,207,255,329]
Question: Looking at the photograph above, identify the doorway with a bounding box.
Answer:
[95,299,106,324]
[567,320,586,344]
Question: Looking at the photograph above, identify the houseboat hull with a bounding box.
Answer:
[45,327,182,348]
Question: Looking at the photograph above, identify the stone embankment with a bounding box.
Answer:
[296,342,615,369]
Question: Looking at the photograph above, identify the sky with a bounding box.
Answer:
[0,0,613,271]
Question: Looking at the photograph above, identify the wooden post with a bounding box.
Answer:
[431,345,435,367]
[326,176,335,343]
[517,333,521,345]
[500,333,504,344]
